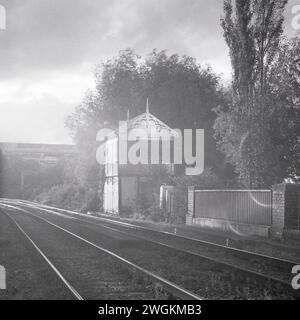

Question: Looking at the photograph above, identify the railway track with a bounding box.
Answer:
[0,204,201,300]
[1,210,83,300]
[0,209,75,300]
[16,201,298,279]
[1,200,299,299]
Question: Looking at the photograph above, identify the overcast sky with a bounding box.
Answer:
[0,0,298,144]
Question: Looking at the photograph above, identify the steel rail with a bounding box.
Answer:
[2,201,298,298]
[0,203,202,300]
[19,200,298,268]
[0,208,83,300]
[13,202,295,287]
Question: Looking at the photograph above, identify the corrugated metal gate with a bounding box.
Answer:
[194,190,272,226]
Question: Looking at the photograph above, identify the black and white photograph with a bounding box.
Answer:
[0,0,299,316]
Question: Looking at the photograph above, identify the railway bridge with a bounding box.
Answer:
[0,142,77,166]
[0,142,77,196]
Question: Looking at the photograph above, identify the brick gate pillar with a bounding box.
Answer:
[271,183,300,239]
[271,183,285,238]
[284,184,300,230]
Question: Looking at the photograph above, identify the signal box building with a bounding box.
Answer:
[103,106,178,215]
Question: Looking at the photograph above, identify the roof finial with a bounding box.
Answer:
[127,109,130,122]
[146,98,149,113]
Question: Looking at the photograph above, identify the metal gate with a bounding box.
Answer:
[194,190,272,226]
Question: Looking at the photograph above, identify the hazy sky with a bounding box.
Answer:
[0,0,298,144]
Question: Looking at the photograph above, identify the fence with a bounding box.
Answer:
[190,189,272,226]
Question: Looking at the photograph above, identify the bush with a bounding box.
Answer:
[139,204,165,222]
[120,206,134,218]
[34,183,101,212]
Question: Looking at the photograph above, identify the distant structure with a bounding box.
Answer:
[0,142,77,195]
[0,142,77,166]
[103,104,178,215]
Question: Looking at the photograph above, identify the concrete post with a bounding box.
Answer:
[186,186,195,225]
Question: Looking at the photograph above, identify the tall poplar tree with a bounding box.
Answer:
[215,0,290,187]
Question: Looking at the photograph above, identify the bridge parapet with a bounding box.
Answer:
[0,142,77,166]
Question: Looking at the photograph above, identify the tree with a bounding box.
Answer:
[144,50,230,177]
[267,38,300,181]
[67,48,229,184]
[65,49,144,209]
[215,0,293,187]
[67,49,144,145]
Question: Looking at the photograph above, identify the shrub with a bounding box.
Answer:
[139,204,165,222]
[34,183,101,212]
